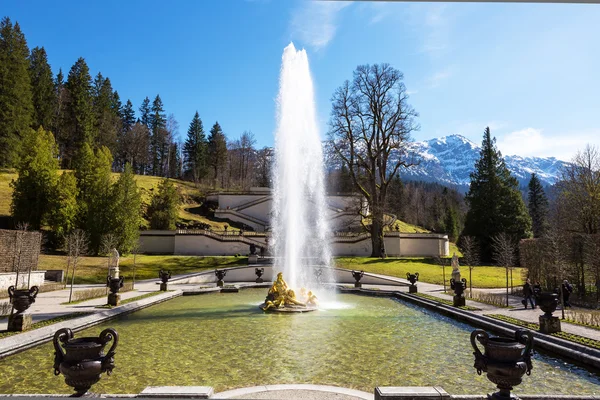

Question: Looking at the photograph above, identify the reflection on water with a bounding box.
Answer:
[0,289,598,395]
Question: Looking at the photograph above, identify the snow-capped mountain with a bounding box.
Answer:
[400,134,569,190]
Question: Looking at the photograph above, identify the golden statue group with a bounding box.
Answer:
[260,272,319,312]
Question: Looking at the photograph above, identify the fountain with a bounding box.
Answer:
[264,42,334,309]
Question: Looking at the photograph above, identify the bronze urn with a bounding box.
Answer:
[7,285,39,314]
[352,270,364,288]
[106,276,124,295]
[255,267,264,283]
[215,269,227,287]
[53,327,118,396]
[471,329,533,400]
[538,292,559,318]
[407,272,419,293]
[450,277,467,297]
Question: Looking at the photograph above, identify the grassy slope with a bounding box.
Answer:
[39,254,247,284]
[335,257,522,288]
[0,170,432,234]
[0,171,16,217]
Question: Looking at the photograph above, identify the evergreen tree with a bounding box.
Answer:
[29,46,55,131]
[53,68,67,154]
[111,163,142,252]
[139,96,151,126]
[150,95,166,175]
[74,143,113,253]
[0,17,33,167]
[93,73,119,154]
[462,127,532,261]
[528,173,549,238]
[63,57,95,167]
[147,178,179,230]
[10,127,59,229]
[47,171,79,248]
[117,99,136,169]
[121,99,135,132]
[444,206,459,242]
[183,111,207,183]
[207,121,227,187]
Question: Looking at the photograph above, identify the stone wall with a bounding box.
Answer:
[0,271,46,292]
[139,231,449,257]
[0,229,42,273]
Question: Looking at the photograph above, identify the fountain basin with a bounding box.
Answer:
[0,289,598,395]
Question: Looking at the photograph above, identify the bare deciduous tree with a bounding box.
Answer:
[492,232,516,307]
[328,64,419,257]
[67,229,88,303]
[460,236,479,297]
[560,144,600,235]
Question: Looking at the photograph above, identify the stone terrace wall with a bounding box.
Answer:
[0,229,42,273]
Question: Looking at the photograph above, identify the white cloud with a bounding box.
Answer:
[289,1,351,51]
[496,127,600,161]
[409,4,452,57]
[426,69,452,88]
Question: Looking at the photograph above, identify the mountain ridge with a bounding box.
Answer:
[400,134,569,191]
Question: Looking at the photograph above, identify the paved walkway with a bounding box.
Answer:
[2,271,600,343]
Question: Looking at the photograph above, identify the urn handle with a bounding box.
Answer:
[415,273,419,280]
[406,272,411,279]
[515,329,534,374]
[7,285,15,301]
[53,328,73,376]
[99,328,119,375]
[29,286,39,300]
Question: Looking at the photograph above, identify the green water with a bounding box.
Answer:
[0,289,599,395]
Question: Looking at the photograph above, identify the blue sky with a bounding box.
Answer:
[4,0,600,161]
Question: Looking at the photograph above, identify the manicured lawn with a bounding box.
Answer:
[39,254,247,284]
[334,257,523,288]
[0,170,16,217]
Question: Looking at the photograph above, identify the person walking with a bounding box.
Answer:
[562,279,573,308]
[523,278,535,309]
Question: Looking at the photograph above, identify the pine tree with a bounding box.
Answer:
[121,99,135,132]
[47,171,79,248]
[111,163,142,252]
[147,178,179,230]
[74,143,113,253]
[462,127,532,261]
[0,17,33,167]
[150,95,166,175]
[528,173,549,238]
[29,46,56,131]
[53,68,67,154]
[444,206,459,242]
[183,111,207,183]
[63,57,95,167]
[207,121,227,187]
[10,127,59,229]
[139,96,151,126]
[93,73,119,154]
[117,99,136,170]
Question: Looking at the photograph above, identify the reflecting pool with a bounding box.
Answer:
[0,289,599,394]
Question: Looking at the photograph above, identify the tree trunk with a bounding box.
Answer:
[370,207,386,258]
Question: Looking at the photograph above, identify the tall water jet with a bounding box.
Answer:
[270,43,334,292]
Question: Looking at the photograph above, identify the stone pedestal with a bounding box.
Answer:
[160,283,168,291]
[354,282,362,288]
[453,295,465,307]
[409,285,418,294]
[539,315,561,333]
[7,313,32,331]
[108,293,120,306]
[248,255,258,264]
[375,386,450,400]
